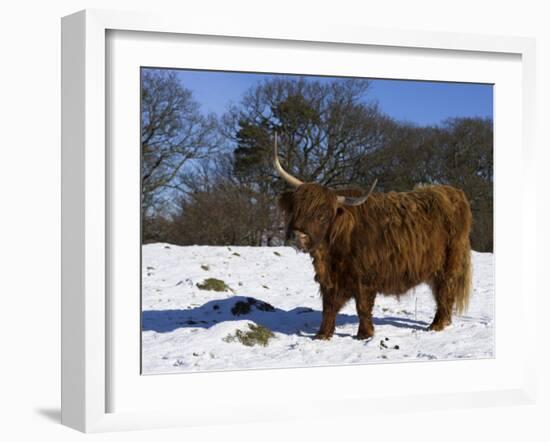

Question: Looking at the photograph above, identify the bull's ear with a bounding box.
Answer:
[278,191,294,214]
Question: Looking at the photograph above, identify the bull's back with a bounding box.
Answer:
[357,185,471,294]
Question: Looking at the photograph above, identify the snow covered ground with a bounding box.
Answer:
[142,244,494,374]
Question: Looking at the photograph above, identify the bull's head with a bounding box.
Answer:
[274,133,377,252]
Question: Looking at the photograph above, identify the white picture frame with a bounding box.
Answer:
[61,9,538,433]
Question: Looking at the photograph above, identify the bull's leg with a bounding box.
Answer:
[314,290,348,340]
[354,288,376,340]
[429,277,453,331]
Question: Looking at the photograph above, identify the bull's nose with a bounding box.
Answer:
[293,230,307,241]
[292,231,308,250]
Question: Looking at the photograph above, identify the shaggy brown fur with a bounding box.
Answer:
[278,183,472,340]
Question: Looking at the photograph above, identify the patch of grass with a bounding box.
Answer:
[223,323,275,347]
[232,252,241,257]
[196,278,229,292]
[200,264,210,271]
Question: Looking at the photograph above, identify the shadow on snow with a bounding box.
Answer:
[142,295,428,336]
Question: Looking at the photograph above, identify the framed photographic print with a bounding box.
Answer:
[61,9,538,432]
[139,67,494,374]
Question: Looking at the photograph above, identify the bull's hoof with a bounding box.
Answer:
[313,332,333,341]
[355,332,374,340]
[428,319,451,331]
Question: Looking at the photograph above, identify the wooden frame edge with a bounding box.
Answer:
[62,9,107,432]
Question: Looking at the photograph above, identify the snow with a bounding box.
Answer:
[142,244,494,374]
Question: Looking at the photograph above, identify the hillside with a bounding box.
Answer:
[142,244,494,374]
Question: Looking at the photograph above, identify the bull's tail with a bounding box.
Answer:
[436,187,473,318]
[452,242,472,315]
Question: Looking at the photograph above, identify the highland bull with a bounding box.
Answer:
[274,135,472,340]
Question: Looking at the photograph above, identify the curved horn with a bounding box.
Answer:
[337,178,378,206]
[273,132,303,188]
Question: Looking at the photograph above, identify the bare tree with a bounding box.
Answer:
[166,154,278,246]
[222,77,389,194]
[141,69,220,216]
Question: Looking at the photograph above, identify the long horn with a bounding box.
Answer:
[337,178,378,206]
[273,132,303,188]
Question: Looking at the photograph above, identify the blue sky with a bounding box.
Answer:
[146,68,493,127]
